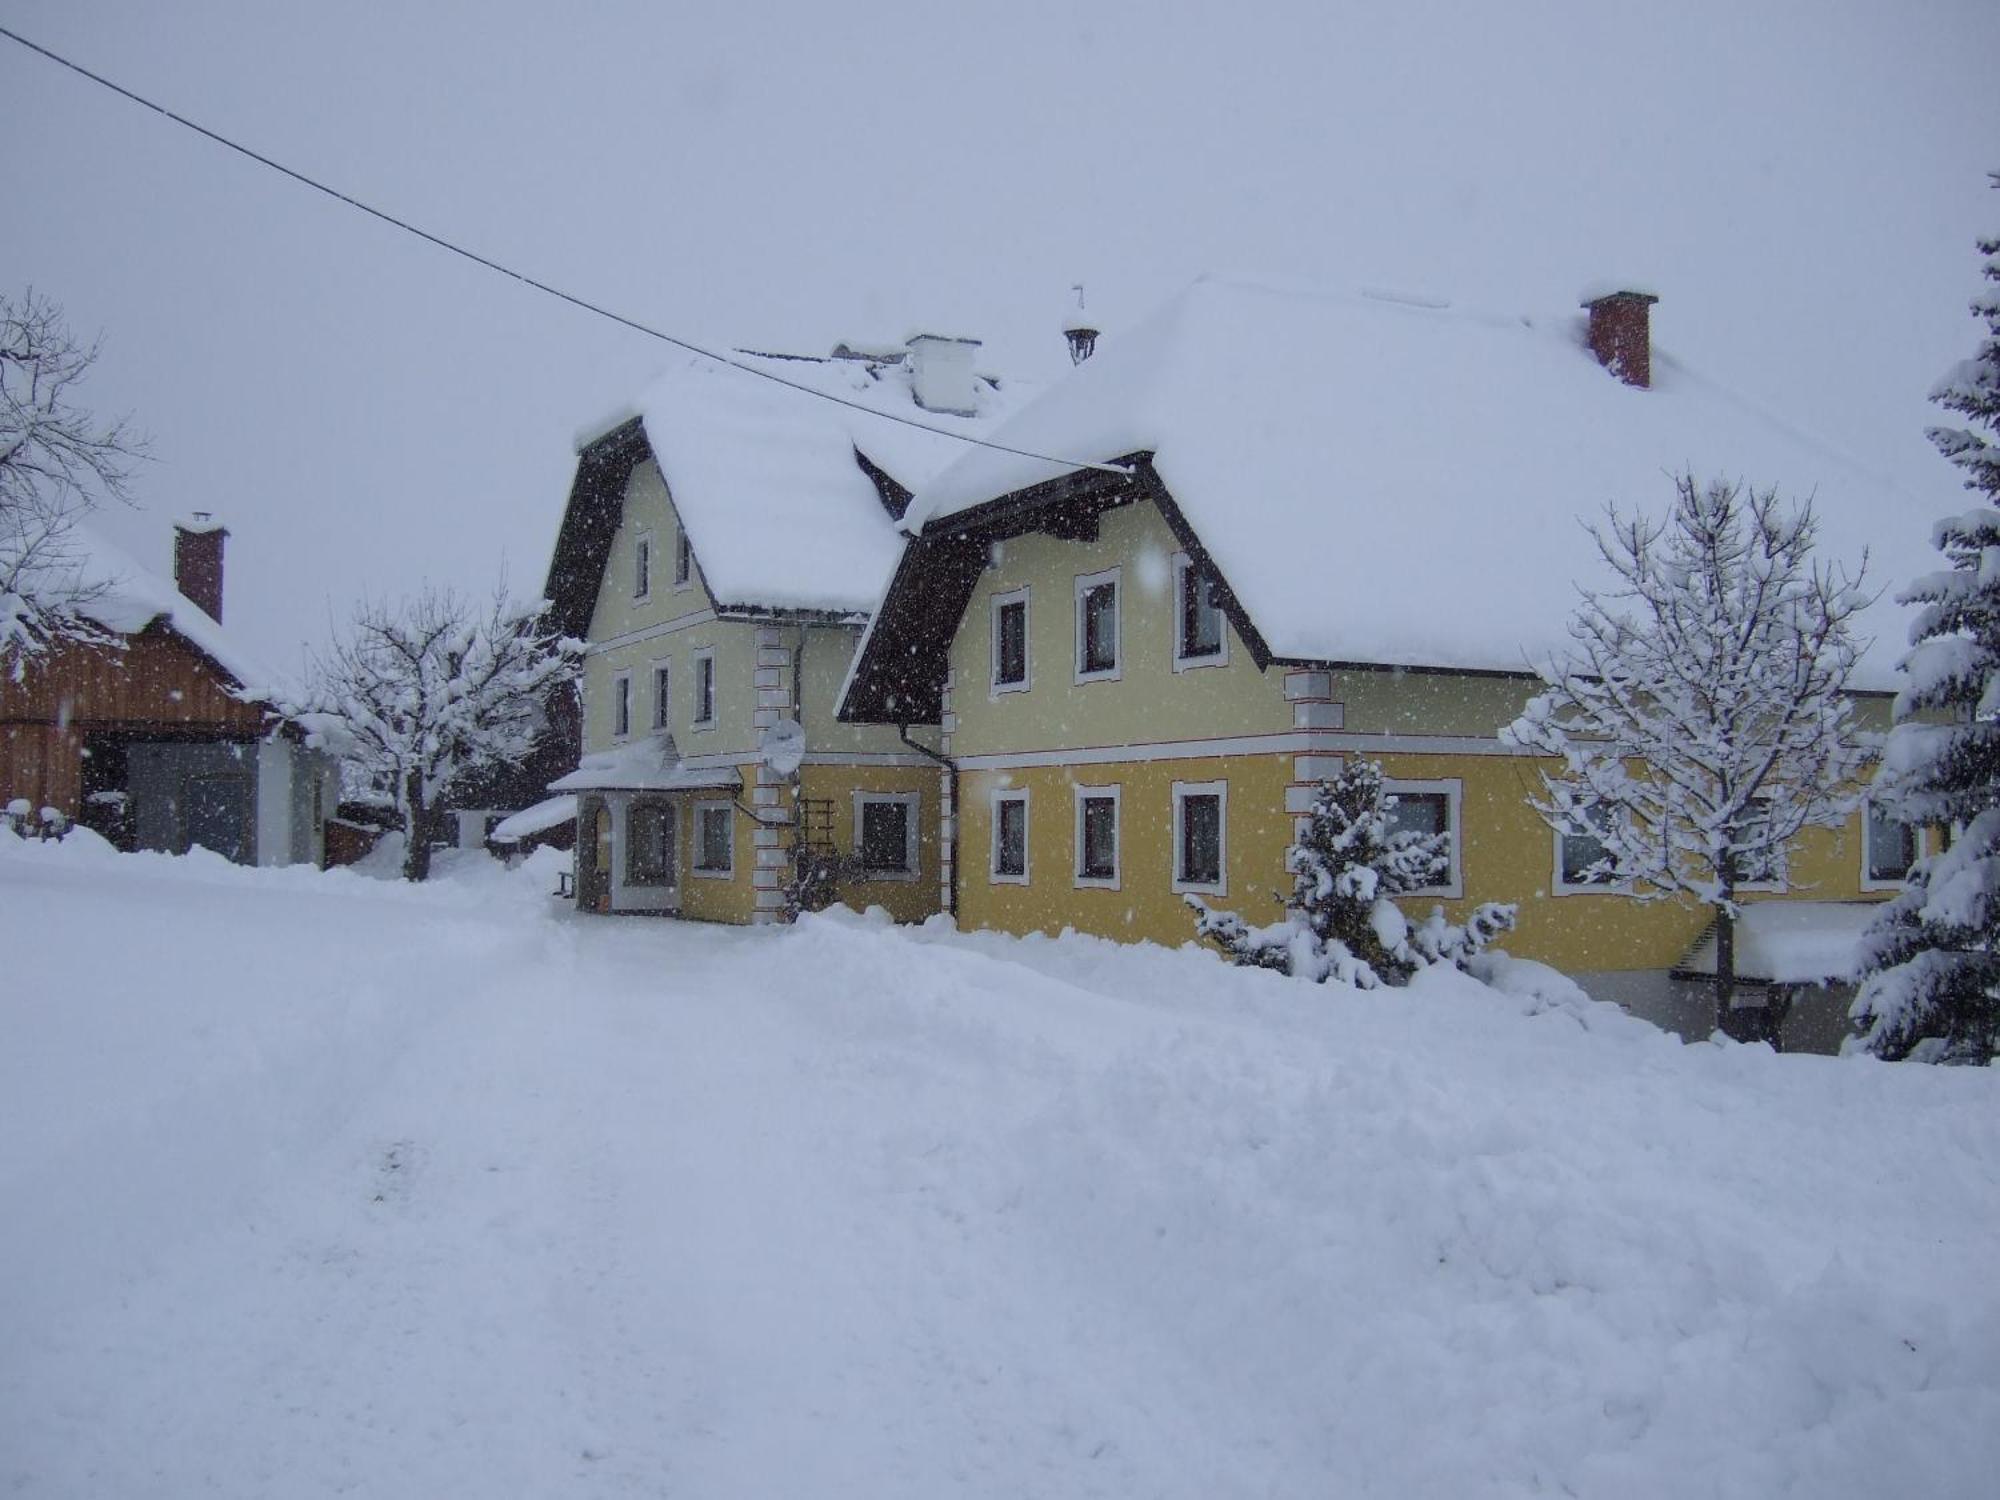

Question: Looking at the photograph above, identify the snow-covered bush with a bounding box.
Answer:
[2,798,70,841]
[1852,178,2000,1065]
[1189,758,1515,988]
[1503,472,1872,1042]
[294,586,580,882]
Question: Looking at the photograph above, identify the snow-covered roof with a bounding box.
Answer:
[64,525,294,702]
[1679,902,1879,984]
[588,347,1028,616]
[903,274,1932,686]
[489,794,577,844]
[547,733,743,794]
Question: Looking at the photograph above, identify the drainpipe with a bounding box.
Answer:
[899,722,957,920]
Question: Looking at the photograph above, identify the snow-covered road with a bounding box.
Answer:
[4,841,1997,1498]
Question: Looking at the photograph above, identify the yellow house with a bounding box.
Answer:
[839,275,1932,1037]
[544,337,1022,923]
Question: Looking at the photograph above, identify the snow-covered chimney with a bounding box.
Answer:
[905,333,981,416]
[173,512,228,623]
[1581,287,1660,389]
[1063,284,1099,365]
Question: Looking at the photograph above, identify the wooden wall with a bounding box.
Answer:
[0,627,271,814]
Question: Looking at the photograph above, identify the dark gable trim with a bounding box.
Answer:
[1123,457,1275,672]
[855,450,912,522]
[543,418,650,642]
[840,455,1164,724]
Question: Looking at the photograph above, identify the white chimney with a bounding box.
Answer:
[905,333,981,417]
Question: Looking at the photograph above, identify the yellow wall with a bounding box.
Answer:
[800,761,945,924]
[938,493,1903,971]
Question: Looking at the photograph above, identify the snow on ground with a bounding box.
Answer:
[2,841,1997,1498]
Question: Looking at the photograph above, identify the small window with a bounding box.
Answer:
[991,790,1029,883]
[694,802,733,875]
[1075,569,1120,681]
[1865,799,1917,885]
[1558,803,1618,888]
[854,792,919,878]
[693,650,715,726]
[634,533,652,600]
[1385,780,1460,897]
[652,663,672,731]
[992,589,1029,692]
[674,528,692,587]
[1175,557,1226,665]
[1075,785,1120,887]
[1174,782,1226,892]
[612,672,632,738]
[1739,796,1784,886]
[627,802,675,885]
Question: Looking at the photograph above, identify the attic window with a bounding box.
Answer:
[1075,568,1120,682]
[674,529,692,588]
[634,532,652,600]
[1175,556,1226,666]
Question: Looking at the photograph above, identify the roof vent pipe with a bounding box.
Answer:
[1063,283,1099,365]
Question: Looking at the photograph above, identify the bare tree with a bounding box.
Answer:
[299,587,580,881]
[1,289,145,669]
[1504,473,1874,1042]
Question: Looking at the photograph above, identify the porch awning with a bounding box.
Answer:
[489,795,578,844]
[1676,902,1879,985]
[546,735,743,795]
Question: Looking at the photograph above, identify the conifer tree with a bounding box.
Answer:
[1191,758,1514,987]
[1852,176,2000,1064]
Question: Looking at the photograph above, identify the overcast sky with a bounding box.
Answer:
[4,0,1995,669]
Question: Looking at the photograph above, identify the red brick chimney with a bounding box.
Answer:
[1582,288,1660,389]
[172,513,228,623]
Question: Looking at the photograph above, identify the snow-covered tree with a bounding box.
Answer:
[1852,180,2000,1064]
[1190,758,1515,987]
[1,289,144,672]
[1504,473,1873,1042]
[298,587,580,881]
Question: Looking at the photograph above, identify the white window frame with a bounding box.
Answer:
[990,787,1030,885]
[691,799,734,877]
[1861,794,1918,892]
[1171,779,1228,896]
[625,798,679,887]
[1172,553,1229,672]
[990,586,1032,697]
[673,526,693,589]
[1073,782,1122,890]
[691,647,716,729]
[650,658,672,732]
[852,791,921,881]
[633,529,654,602]
[1073,566,1122,684]
[610,670,633,740]
[1551,803,1627,896]
[1384,778,1462,899]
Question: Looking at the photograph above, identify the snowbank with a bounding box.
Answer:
[2,854,1994,1498]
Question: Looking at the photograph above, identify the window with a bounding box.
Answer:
[1075,568,1120,681]
[1385,779,1461,897]
[1864,798,1917,886]
[1556,802,1618,890]
[1739,796,1784,887]
[652,662,672,731]
[1175,555,1226,666]
[633,532,653,600]
[991,789,1029,883]
[854,792,919,878]
[611,671,632,738]
[627,801,675,885]
[674,528,692,587]
[1074,784,1121,888]
[693,802,733,876]
[1173,781,1227,893]
[693,649,715,726]
[992,588,1029,693]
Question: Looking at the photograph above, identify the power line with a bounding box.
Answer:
[0,24,1130,479]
